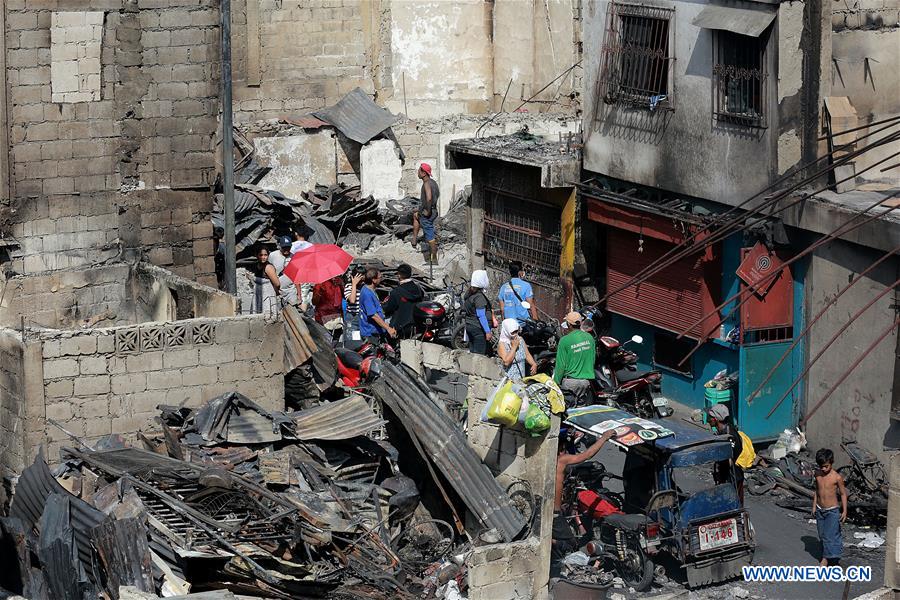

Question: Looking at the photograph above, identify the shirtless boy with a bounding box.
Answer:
[811,448,848,566]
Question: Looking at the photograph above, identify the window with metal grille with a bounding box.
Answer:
[713,30,768,128]
[482,187,561,288]
[598,3,674,110]
[742,326,792,345]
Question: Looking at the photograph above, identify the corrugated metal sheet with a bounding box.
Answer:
[691,4,775,38]
[607,228,720,339]
[282,115,331,130]
[312,88,398,144]
[371,363,526,542]
[10,453,105,575]
[290,396,384,440]
[283,304,317,371]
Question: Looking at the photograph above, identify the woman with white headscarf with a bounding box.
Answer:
[463,269,493,355]
[497,318,537,381]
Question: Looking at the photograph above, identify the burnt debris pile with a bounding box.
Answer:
[1,357,527,599]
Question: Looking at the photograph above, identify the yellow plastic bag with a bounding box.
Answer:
[485,380,523,427]
[522,373,566,415]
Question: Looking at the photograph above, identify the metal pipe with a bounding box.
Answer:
[816,113,900,141]
[765,278,900,419]
[744,242,900,406]
[595,128,900,305]
[674,192,900,367]
[802,317,900,425]
[221,0,237,294]
[676,184,900,341]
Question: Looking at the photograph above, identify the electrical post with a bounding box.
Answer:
[221,0,236,294]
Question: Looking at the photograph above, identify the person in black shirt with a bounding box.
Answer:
[707,403,746,505]
[383,264,424,339]
[463,269,493,355]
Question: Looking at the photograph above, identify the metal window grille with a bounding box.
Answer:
[597,2,674,110]
[482,187,561,288]
[742,326,792,345]
[713,30,768,128]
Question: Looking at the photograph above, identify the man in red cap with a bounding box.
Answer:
[411,162,439,263]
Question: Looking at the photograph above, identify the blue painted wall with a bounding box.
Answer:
[609,315,739,411]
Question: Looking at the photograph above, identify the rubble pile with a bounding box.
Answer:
[2,320,528,600]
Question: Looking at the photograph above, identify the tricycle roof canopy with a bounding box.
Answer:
[565,405,732,462]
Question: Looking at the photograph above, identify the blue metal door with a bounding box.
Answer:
[738,341,798,441]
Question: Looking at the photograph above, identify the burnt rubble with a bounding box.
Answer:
[1,329,527,599]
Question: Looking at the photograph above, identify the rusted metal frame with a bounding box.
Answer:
[816,113,900,141]
[676,187,900,342]
[763,277,900,419]
[744,242,900,406]
[597,130,900,306]
[674,193,900,368]
[802,317,900,425]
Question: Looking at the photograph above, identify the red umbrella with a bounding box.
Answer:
[283,244,353,285]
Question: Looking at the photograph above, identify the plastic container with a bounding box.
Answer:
[702,388,733,424]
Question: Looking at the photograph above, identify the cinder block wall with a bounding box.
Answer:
[3,1,219,284]
[400,340,557,600]
[31,315,284,465]
[0,330,28,476]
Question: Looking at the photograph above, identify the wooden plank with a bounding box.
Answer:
[246,0,261,87]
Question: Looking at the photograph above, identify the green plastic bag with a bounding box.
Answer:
[524,403,550,436]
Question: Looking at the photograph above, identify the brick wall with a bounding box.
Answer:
[35,315,284,463]
[230,0,372,121]
[2,0,219,281]
[0,263,132,329]
[0,330,27,476]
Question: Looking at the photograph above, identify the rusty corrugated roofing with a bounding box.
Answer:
[312,88,398,144]
[290,396,384,441]
[371,363,526,542]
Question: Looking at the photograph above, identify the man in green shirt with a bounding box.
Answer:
[553,312,597,407]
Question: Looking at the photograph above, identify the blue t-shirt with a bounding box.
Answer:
[498,278,534,322]
[359,286,385,337]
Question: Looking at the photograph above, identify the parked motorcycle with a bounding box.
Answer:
[839,440,888,520]
[556,458,655,592]
[595,335,672,418]
[335,341,396,389]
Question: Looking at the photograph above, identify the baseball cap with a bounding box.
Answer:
[419,162,432,176]
[707,403,730,422]
[565,311,582,327]
[277,235,292,249]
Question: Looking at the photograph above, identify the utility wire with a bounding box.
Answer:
[594,126,900,306]
[743,241,900,407]
[765,278,900,419]
[801,317,900,425]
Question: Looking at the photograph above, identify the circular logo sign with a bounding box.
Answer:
[755,255,772,271]
[638,429,658,441]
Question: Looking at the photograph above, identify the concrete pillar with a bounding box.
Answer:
[0,4,9,201]
[886,452,900,589]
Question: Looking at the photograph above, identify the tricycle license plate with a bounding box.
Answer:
[652,396,670,407]
[698,518,738,551]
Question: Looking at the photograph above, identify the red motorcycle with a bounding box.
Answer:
[335,340,395,388]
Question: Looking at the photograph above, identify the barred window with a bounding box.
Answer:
[598,3,674,111]
[713,30,768,127]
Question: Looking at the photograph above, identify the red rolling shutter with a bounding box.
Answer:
[606,229,721,340]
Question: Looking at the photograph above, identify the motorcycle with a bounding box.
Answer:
[595,335,672,418]
[556,457,655,592]
[519,317,560,356]
[335,340,396,389]
[839,440,888,521]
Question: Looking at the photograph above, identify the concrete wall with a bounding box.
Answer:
[0,261,234,330]
[826,15,900,185]
[238,113,579,215]
[582,0,818,205]
[35,315,284,464]
[0,330,28,476]
[803,240,900,465]
[2,1,219,282]
[228,0,581,123]
[400,340,557,600]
